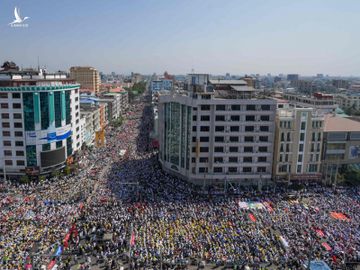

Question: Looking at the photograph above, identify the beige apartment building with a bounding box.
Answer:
[273,108,324,182]
[70,66,100,94]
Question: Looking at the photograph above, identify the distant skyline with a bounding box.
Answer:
[1,0,360,76]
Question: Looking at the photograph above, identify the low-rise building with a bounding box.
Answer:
[282,92,337,113]
[335,91,360,111]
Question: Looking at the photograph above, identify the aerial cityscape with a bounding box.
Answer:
[1,1,360,270]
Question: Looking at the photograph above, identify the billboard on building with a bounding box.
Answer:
[25,125,72,145]
[40,147,66,168]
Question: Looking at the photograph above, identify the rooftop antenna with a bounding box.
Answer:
[37,56,40,71]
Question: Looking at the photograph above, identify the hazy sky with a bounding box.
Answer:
[1,0,359,75]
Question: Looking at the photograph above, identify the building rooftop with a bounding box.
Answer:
[324,115,360,132]
[209,79,247,85]
[230,85,255,92]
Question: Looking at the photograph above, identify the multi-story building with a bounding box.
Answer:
[335,92,360,111]
[158,74,276,189]
[287,74,299,83]
[70,66,100,94]
[282,92,338,113]
[0,65,81,176]
[322,115,360,184]
[291,79,313,92]
[131,73,143,84]
[102,91,129,116]
[332,79,349,89]
[273,108,324,182]
[150,79,173,92]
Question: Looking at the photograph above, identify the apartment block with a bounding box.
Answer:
[158,74,276,188]
[70,66,100,94]
[273,108,324,182]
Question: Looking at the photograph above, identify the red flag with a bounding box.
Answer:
[332,255,337,264]
[249,213,256,222]
[130,231,135,246]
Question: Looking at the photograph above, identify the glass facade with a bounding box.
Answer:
[54,91,62,128]
[66,137,73,156]
[26,145,37,166]
[56,141,63,148]
[40,92,49,130]
[65,91,71,125]
[42,143,51,151]
[23,93,35,131]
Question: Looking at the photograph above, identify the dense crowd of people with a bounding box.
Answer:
[1,92,360,270]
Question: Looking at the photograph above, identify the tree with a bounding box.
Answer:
[20,175,29,184]
[342,168,360,186]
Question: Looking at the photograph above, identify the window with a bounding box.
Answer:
[201,105,210,111]
[260,115,270,121]
[200,115,210,121]
[16,160,25,166]
[0,93,8,98]
[13,103,21,109]
[298,155,303,162]
[286,144,290,152]
[260,126,269,132]
[245,126,254,132]
[309,164,318,172]
[229,157,238,163]
[1,103,9,109]
[279,165,287,172]
[215,115,225,121]
[23,93,34,131]
[192,137,196,142]
[246,115,255,121]
[243,167,252,173]
[281,133,285,142]
[192,126,197,132]
[56,141,63,148]
[16,151,24,156]
[4,150,12,156]
[191,157,196,163]
[244,136,253,142]
[3,141,11,146]
[244,157,252,163]
[300,133,305,141]
[2,131,10,136]
[12,93,21,99]
[214,147,223,152]
[199,167,208,173]
[258,157,267,162]
[299,144,304,152]
[287,133,291,141]
[246,105,256,111]
[215,136,224,142]
[14,131,23,137]
[200,126,209,132]
[1,113,9,119]
[244,146,253,152]
[230,126,239,132]
[193,115,197,121]
[54,91,62,128]
[214,157,223,163]
[312,133,316,141]
[13,113,22,119]
[259,146,267,152]
[5,160,12,166]
[261,105,270,111]
[14,122,22,128]
[231,115,240,121]
[259,136,268,142]
[192,147,196,153]
[215,126,224,132]
[229,147,238,152]
[297,165,302,173]
[2,122,10,128]
[200,136,209,142]
[199,157,208,163]
[257,167,266,172]
[301,122,306,130]
[228,167,237,173]
[214,167,223,173]
[231,105,240,111]
[229,136,239,142]
[15,141,23,146]
[216,105,225,111]
[42,143,51,151]
[40,92,49,129]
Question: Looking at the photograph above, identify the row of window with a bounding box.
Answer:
[2,131,23,137]
[278,164,318,173]
[200,104,271,111]
[0,93,21,99]
[193,115,271,122]
[192,146,269,153]
[1,113,22,119]
[3,140,24,147]
[2,122,22,128]
[3,160,25,166]
[0,103,21,109]
[198,166,267,173]
[194,135,269,143]
[194,125,270,132]
[4,150,24,156]
[196,156,267,163]
[278,153,320,162]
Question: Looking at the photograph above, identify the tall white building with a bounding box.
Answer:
[0,63,81,176]
[158,74,276,189]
